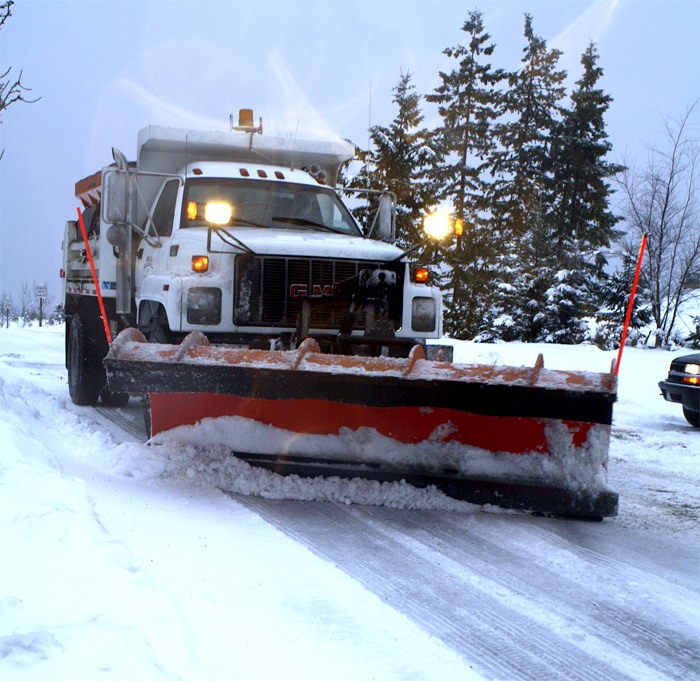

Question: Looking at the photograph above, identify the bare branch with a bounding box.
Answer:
[0,65,40,113]
[0,1,12,30]
[615,102,700,346]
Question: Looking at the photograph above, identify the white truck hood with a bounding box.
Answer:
[208,228,405,262]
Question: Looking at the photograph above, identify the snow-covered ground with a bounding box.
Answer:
[1,324,698,680]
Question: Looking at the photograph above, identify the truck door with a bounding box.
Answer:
[135,179,180,290]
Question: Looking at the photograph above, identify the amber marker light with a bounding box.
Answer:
[187,201,198,221]
[454,218,464,237]
[192,255,209,273]
[413,266,430,284]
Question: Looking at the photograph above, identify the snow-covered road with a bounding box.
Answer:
[1,324,698,680]
[239,496,698,680]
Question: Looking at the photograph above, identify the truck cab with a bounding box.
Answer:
[132,157,441,351]
[62,114,447,405]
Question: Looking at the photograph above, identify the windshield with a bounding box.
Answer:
[182,177,362,236]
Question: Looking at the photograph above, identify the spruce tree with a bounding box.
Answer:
[367,71,436,250]
[551,44,622,256]
[346,72,434,251]
[591,254,652,350]
[425,10,505,338]
[493,14,566,239]
[543,44,624,343]
[484,14,567,342]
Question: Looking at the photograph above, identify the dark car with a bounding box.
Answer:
[658,352,700,427]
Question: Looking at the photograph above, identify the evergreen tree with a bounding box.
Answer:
[346,72,434,251]
[369,71,435,250]
[484,14,567,342]
[550,44,622,257]
[591,254,653,350]
[542,44,624,342]
[425,10,505,338]
[493,14,567,239]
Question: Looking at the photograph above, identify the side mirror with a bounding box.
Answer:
[368,192,395,241]
[103,172,129,224]
[376,194,393,241]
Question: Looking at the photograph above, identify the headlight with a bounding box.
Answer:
[411,297,436,332]
[422,211,453,240]
[187,287,221,325]
[683,363,700,385]
[422,208,464,240]
[204,202,233,225]
[186,201,233,225]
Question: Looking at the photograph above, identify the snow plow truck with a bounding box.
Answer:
[61,110,619,519]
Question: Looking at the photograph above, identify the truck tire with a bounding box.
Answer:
[67,313,104,406]
[148,325,174,344]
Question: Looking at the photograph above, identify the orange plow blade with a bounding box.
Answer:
[104,329,618,518]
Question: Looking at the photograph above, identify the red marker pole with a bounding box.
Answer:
[615,233,648,376]
[76,207,113,344]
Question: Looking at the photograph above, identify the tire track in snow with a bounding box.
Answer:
[94,401,699,680]
[368,509,699,681]
[94,402,147,442]
[235,497,655,681]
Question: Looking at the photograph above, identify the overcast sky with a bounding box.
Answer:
[1,0,698,305]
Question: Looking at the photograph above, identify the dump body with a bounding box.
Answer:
[105,329,619,518]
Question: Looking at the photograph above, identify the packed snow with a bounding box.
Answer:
[0,323,698,680]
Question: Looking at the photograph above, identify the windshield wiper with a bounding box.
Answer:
[272,216,339,233]
[229,217,269,229]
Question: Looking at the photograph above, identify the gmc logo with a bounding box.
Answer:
[290,284,333,299]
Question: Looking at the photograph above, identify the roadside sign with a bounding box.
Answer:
[35,285,47,301]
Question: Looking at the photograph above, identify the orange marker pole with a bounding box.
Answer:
[615,233,647,376]
[76,206,113,344]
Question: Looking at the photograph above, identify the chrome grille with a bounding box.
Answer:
[234,256,397,329]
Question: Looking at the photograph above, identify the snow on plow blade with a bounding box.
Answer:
[104,329,619,518]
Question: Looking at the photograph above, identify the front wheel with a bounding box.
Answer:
[683,406,700,428]
[67,313,104,406]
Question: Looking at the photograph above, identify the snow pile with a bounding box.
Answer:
[1,324,698,681]
[0,325,480,680]
[149,414,612,496]
[125,440,475,511]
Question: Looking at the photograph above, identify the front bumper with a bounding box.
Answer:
[658,379,700,414]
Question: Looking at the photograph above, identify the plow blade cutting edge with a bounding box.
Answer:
[104,329,619,518]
